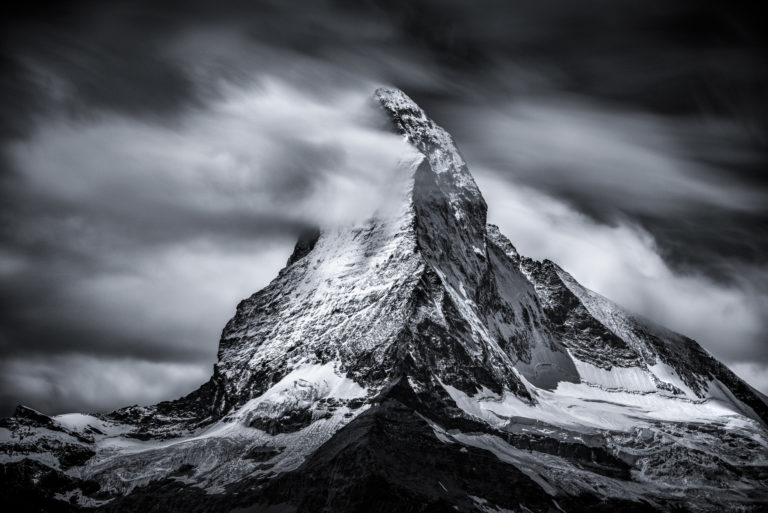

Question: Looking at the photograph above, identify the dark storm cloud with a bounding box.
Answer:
[0,0,766,413]
[1,3,195,145]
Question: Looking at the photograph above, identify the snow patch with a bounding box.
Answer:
[571,356,657,393]
[441,376,758,433]
[233,361,366,422]
[648,361,697,398]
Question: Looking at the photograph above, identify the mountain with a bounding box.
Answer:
[2,88,767,513]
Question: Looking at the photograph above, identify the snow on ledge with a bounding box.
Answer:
[440,375,758,433]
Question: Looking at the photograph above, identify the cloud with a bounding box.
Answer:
[728,362,768,397]
[459,98,765,214]
[6,78,413,229]
[0,354,212,415]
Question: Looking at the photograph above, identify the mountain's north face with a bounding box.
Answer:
[2,88,767,513]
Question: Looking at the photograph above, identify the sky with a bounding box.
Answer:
[0,0,766,415]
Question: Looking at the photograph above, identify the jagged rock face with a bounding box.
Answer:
[2,88,768,513]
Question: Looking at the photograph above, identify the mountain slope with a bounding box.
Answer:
[2,87,767,513]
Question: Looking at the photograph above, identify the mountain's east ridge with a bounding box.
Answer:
[2,88,767,513]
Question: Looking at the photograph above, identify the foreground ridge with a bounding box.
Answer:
[2,87,767,513]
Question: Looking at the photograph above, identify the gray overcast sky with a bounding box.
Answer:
[1,0,766,415]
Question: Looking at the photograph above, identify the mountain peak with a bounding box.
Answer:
[374,86,488,285]
[3,87,768,513]
[374,87,480,196]
[374,86,422,114]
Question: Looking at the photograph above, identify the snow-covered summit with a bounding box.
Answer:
[374,86,481,195]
